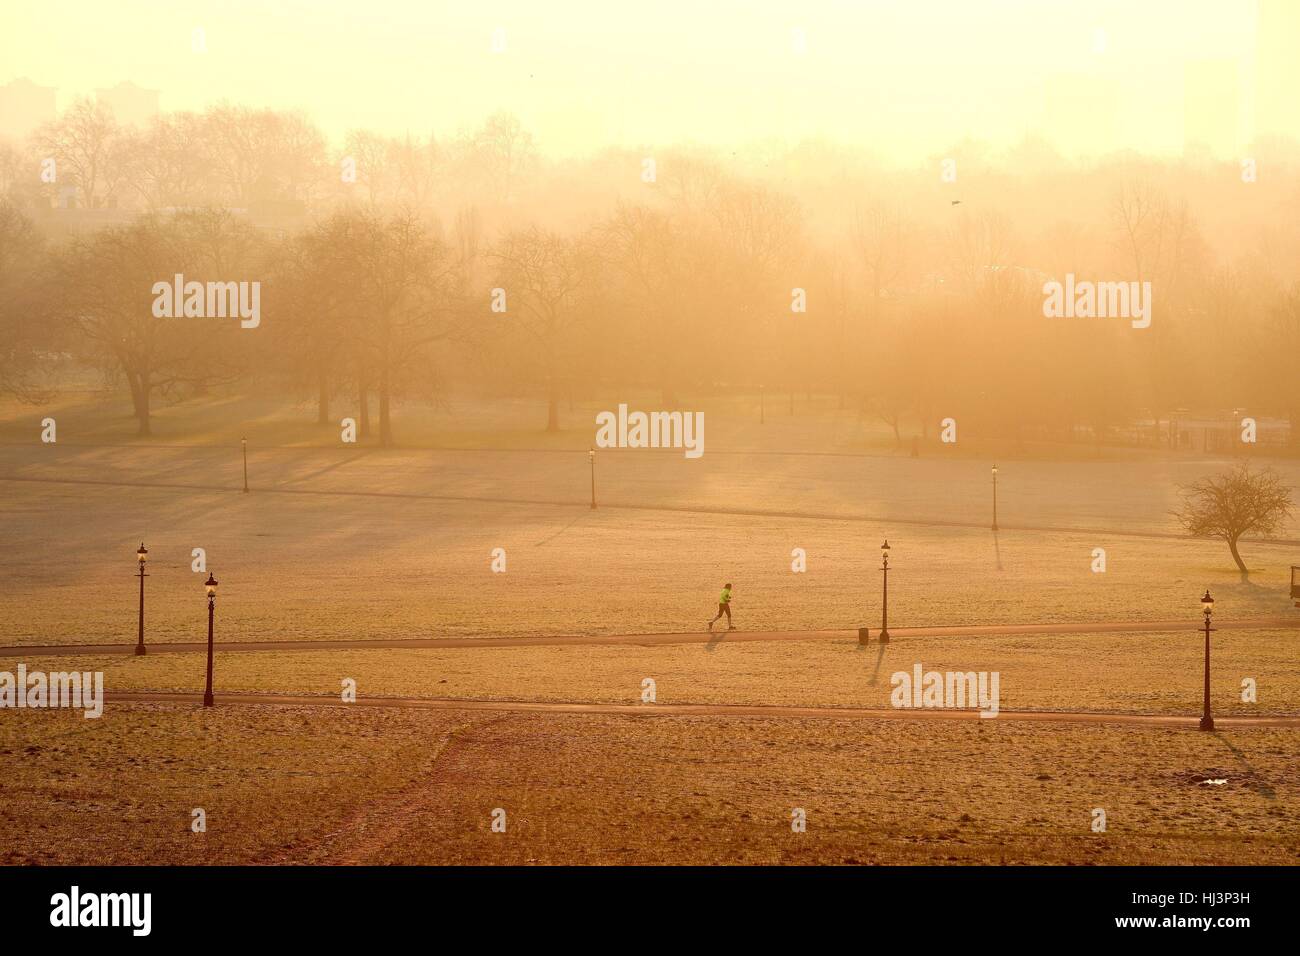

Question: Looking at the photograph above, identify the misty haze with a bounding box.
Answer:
[1,1,1298,908]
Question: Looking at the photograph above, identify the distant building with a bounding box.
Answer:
[94,81,160,128]
[0,77,57,140]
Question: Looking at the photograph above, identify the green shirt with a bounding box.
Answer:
[719,588,731,604]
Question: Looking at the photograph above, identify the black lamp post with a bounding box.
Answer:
[203,572,218,707]
[879,539,891,643]
[991,464,999,532]
[1199,590,1215,731]
[589,448,597,509]
[135,543,148,656]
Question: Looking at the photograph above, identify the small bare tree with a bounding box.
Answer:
[1173,464,1293,574]
[490,225,599,432]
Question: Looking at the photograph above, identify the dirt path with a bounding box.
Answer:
[104,690,1300,727]
[7,616,1297,657]
[257,713,509,865]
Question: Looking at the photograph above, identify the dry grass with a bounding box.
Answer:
[17,624,1300,716]
[2,468,1299,648]
[3,406,1298,865]
[2,702,1296,865]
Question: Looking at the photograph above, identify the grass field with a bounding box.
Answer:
[2,396,1299,865]
[2,703,1296,865]
[3,450,1300,647]
[14,624,1300,716]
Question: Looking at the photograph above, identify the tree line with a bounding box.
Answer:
[2,101,1300,447]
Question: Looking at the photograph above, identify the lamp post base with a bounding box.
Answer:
[878,630,890,643]
[134,645,146,656]
[203,692,214,707]
[1199,715,1214,731]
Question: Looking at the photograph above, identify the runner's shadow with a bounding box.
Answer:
[856,638,888,685]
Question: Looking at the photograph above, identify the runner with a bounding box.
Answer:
[708,582,733,631]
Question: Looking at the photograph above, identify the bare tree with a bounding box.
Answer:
[202,105,327,205]
[707,183,803,399]
[0,202,53,400]
[600,203,701,405]
[54,213,254,435]
[850,201,907,310]
[32,97,122,208]
[460,112,536,205]
[265,214,356,423]
[1173,464,1294,574]
[118,112,213,209]
[335,210,465,446]
[341,130,396,207]
[491,225,600,431]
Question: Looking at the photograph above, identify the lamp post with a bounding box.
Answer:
[589,448,597,509]
[203,573,219,707]
[879,540,891,643]
[241,438,249,493]
[991,464,999,532]
[1199,590,1215,731]
[135,543,148,656]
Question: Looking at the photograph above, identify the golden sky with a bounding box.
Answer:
[3,0,1292,161]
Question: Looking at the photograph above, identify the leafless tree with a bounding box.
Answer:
[491,225,600,431]
[1173,464,1294,574]
[32,97,121,208]
[0,202,53,400]
[460,112,536,205]
[336,210,466,446]
[55,213,253,435]
[850,201,907,310]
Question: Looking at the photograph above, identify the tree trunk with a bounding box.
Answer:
[378,368,393,448]
[546,378,560,433]
[130,371,151,437]
[358,378,370,438]
[1228,536,1249,575]
[317,371,330,425]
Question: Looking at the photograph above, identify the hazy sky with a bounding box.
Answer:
[2,0,1283,161]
